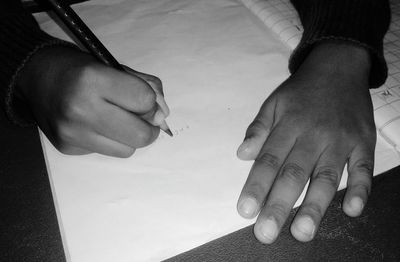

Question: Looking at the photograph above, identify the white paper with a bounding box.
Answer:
[35,0,400,261]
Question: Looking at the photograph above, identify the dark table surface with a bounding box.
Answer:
[1,105,400,262]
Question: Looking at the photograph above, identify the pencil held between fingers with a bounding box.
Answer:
[16,46,167,157]
[124,66,172,135]
[41,0,172,138]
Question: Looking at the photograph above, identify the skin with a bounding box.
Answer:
[16,46,169,158]
[236,42,376,243]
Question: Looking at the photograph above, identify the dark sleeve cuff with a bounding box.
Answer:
[0,11,75,126]
[289,0,391,88]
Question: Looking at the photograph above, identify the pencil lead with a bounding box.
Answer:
[165,128,173,137]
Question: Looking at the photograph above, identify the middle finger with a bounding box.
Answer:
[254,138,321,243]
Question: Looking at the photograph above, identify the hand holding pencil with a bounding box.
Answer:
[38,0,172,136]
[14,0,172,157]
[16,45,169,157]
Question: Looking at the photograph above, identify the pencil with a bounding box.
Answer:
[40,0,173,137]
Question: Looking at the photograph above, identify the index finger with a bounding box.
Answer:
[124,66,170,117]
[96,66,157,114]
[237,125,296,219]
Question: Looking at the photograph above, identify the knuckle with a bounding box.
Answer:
[78,62,100,78]
[301,203,323,218]
[247,119,270,134]
[57,94,91,123]
[313,166,340,188]
[73,62,102,88]
[61,102,84,121]
[280,163,307,185]
[244,183,267,201]
[256,152,280,171]
[314,126,353,142]
[53,121,75,146]
[267,201,289,222]
[352,160,374,175]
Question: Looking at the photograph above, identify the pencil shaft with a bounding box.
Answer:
[43,0,124,71]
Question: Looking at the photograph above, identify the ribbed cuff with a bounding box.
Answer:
[0,13,75,126]
[289,0,391,88]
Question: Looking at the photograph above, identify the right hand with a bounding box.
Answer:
[16,46,169,157]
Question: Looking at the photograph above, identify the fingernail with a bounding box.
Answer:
[237,140,252,157]
[238,141,248,152]
[295,216,315,238]
[155,95,170,116]
[238,197,258,218]
[349,196,364,214]
[256,218,278,243]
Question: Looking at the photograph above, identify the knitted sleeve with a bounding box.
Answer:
[0,0,74,125]
[289,0,391,88]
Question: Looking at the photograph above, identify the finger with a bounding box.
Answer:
[98,66,157,114]
[253,138,320,244]
[123,66,170,117]
[237,125,296,220]
[48,120,136,158]
[62,130,136,158]
[237,98,277,161]
[41,122,92,156]
[139,105,168,127]
[290,146,347,242]
[92,101,160,148]
[343,144,374,217]
[86,134,136,158]
[57,145,91,155]
[137,104,164,127]
[154,94,170,119]
[123,66,164,94]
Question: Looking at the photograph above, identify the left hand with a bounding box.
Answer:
[236,42,376,243]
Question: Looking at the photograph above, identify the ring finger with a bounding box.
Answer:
[290,145,349,242]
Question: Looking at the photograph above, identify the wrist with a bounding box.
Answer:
[296,41,371,83]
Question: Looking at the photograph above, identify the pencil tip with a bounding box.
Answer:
[165,128,173,137]
[160,120,173,137]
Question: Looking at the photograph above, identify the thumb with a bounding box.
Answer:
[237,98,276,160]
[138,104,166,127]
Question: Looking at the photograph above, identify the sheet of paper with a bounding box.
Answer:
[240,0,302,50]
[35,0,400,261]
